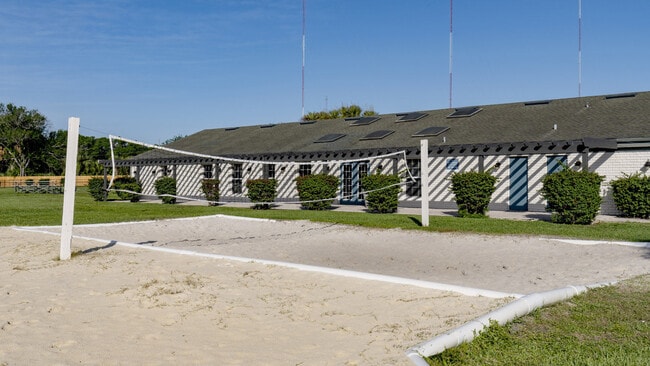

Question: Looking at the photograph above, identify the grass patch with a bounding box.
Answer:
[1,188,649,242]
[427,274,650,365]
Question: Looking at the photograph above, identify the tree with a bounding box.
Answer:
[301,104,376,121]
[161,135,187,145]
[0,103,48,176]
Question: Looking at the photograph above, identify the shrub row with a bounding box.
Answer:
[154,176,177,204]
[89,168,648,224]
[611,173,650,219]
[246,179,277,209]
[201,179,220,206]
[295,174,339,210]
[541,169,603,225]
[450,171,497,217]
[361,173,401,213]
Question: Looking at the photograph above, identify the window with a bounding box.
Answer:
[547,155,567,174]
[203,164,213,179]
[446,158,459,171]
[232,163,243,194]
[405,159,421,197]
[159,165,168,176]
[263,164,276,179]
[358,162,368,201]
[299,164,311,177]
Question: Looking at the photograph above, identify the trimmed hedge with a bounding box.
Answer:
[610,173,650,219]
[113,176,142,202]
[154,176,177,204]
[295,174,340,210]
[88,177,106,201]
[450,171,497,217]
[361,173,401,213]
[246,179,277,209]
[541,169,604,224]
[201,179,220,206]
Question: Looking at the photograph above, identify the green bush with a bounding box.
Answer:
[87,177,106,201]
[200,179,220,206]
[361,173,401,213]
[295,174,340,210]
[113,176,142,202]
[450,171,497,217]
[154,176,177,204]
[541,169,604,224]
[610,173,650,219]
[246,179,277,209]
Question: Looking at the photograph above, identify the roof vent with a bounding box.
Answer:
[395,112,428,122]
[524,100,551,106]
[604,93,636,100]
[412,126,450,137]
[260,124,276,128]
[314,133,346,143]
[346,116,380,126]
[300,120,316,125]
[225,127,239,131]
[447,106,482,118]
[360,130,394,141]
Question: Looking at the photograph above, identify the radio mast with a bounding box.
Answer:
[301,0,306,117]
[449,0,453,108]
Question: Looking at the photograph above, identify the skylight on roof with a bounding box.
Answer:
[225,127,239,131]
[260,124,275,128]
[314,133,345,143]
[300,120,316,125]
[412,126,450,137]
[447,106,482,118]
[395,112,428,122]
[360,130,394,141]
[604,93,636,100]
[346,116,380,126]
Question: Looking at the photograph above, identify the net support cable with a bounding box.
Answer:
[107,134,420,206]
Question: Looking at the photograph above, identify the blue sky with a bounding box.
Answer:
[1,0,649,143]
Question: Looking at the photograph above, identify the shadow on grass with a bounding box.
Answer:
[409,216,423,226]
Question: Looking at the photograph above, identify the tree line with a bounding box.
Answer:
[301,104,376,121]
[1,101,374,176]
[0,103,150,176]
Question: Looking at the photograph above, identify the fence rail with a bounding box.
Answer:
[0,176,104,188]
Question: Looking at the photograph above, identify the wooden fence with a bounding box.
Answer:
[0,176,103,188]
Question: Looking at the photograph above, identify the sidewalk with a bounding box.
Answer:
[187,200,647,224]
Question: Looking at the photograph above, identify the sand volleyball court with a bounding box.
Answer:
[2,215,648,365]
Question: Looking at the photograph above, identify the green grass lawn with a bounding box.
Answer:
[1,187,648,243]
[427,274,650,365]
[2,187,649,364]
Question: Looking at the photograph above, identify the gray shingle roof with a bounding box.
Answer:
[129,91,650,162]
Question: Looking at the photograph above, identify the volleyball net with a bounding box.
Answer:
[106,134,419,207]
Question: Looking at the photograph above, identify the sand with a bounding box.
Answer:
[2,215,648,365]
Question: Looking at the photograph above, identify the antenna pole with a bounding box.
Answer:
[301,0,306,117]
[578,0,582,97]
[449,0,453,109]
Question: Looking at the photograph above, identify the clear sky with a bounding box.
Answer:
[1,1,649,143]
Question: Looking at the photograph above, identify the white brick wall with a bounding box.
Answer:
[589,149,650,215]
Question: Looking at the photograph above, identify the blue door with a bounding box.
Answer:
[509,157,528,211]
[340,162,368,205]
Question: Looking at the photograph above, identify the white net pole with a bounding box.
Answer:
[420,139,430,227]
[60,117,80,260]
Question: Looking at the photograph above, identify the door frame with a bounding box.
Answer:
[340,161,368,205]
